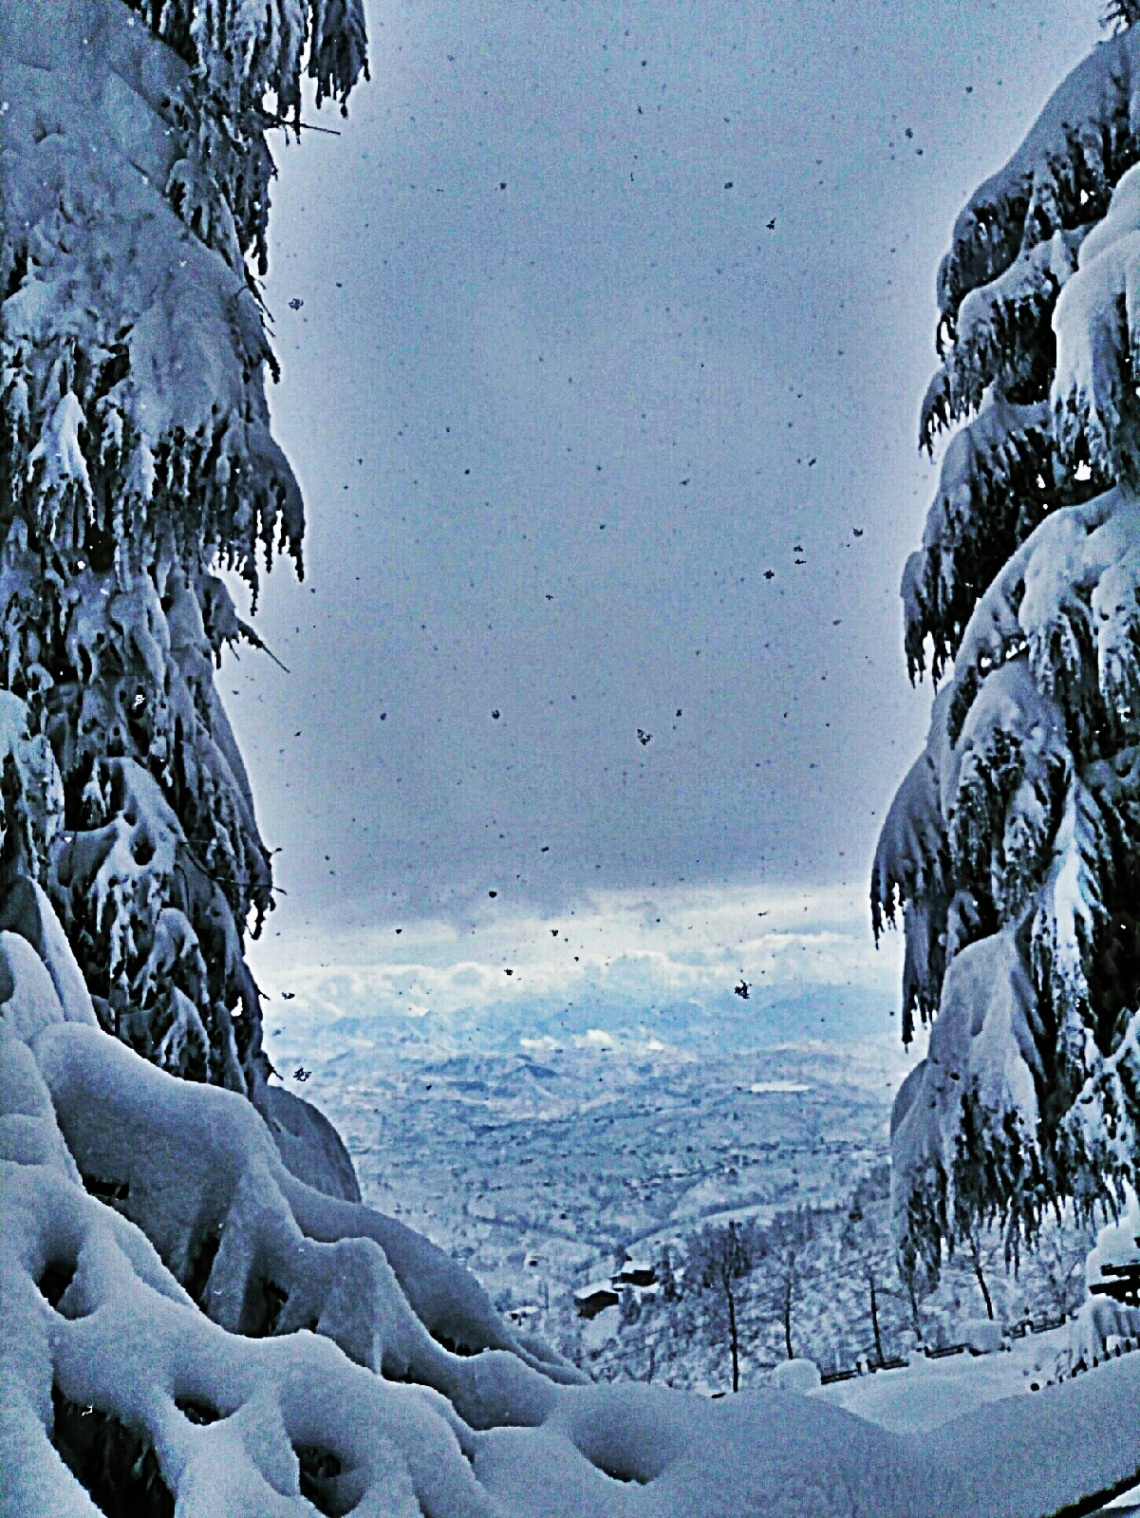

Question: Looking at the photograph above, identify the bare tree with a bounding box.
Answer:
[1032,1219,1097,1321]
[686,1220,759,1392]
[841,1168,895,1365]
[777,1248,799,1362]
[764,1207,815,1362]
[966,1227,995,1321]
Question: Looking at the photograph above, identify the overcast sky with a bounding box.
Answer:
[229,1,1100,1015]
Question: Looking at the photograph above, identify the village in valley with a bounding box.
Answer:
[264,1010,1105,1396]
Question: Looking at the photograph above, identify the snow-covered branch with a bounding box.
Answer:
[0,0,367,1099]
[883,25,1140,1277]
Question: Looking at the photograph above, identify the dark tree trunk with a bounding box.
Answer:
[727,1283,739,1393]
[905,1268,923,1342]
[868,1271,885,1366]
[782,1257,795,1362]
[971,1238,994,1320]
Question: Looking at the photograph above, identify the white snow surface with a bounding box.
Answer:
[773,1357,822,1394]
[1086,1186,1140,1291]
[814,1326,1072,1435]
[2,903,1140,1516]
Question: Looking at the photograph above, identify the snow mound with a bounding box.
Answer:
[1,942,1137,1518]
[0,877,98,1029]
[961,1318,1004,1355]
[0,931,66,1042]
[1086,1186,1140,1291]
[773,1358,822,1393]
[266,1084,363,1204]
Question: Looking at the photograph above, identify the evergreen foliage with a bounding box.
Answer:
[0,0,365,1104]
[876,14,1140,1287]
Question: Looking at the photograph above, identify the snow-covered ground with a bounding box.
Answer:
[815,1326,1072,1433]
[816,1336,1140,1515]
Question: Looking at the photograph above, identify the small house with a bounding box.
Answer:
[573,1281,620,1320]
[615,1259,657,1289]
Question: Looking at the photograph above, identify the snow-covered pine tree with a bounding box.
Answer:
[5,5,1140,1514]
[873,8,1140,1290]
[0,7,600,1512]
[1,0,365,1102]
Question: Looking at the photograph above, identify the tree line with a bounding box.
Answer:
[580,1166,1097,1392]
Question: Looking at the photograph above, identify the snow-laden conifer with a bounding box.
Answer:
[877,13,1140,1287]
[1,0,364,1100]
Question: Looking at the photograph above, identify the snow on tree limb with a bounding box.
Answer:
[871,728,951,1041]
[126,0,368,121]
[2,0,366,598]
[884,21,1140,1278]
[903,395,1062,682]
[1052,162,1140,488]
[884,492,1140,1268]
[0,0,370,1097]
[890,925,1044,1273]
[934,25,1140,339]
[2,0,306,586]
[926,230,1083,451]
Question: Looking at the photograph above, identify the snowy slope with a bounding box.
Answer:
[3,899,1139,1516]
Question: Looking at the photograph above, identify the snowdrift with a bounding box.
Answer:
[3,911,1140,1517]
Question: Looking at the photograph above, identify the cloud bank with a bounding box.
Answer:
[250,882,908,1054]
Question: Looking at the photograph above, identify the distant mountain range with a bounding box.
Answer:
[266,977,899,1062]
